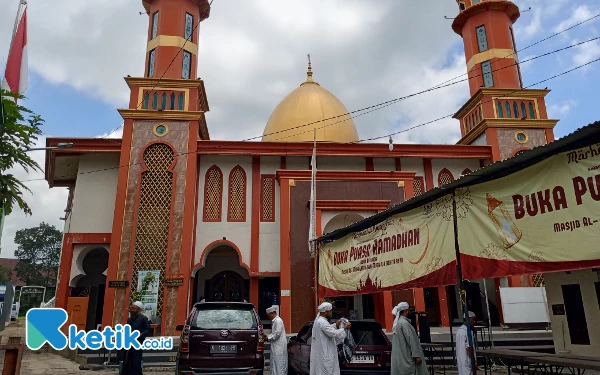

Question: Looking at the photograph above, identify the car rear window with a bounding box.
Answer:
[350,326,388,346]
[193,308,257,330]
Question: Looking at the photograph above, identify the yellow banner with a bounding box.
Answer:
[458,143,600,279]
[318,196,457,297]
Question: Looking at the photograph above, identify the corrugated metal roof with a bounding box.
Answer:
[317,120,600,243]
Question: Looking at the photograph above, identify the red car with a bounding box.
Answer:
[176,301,265,374]
[287,320,392,374]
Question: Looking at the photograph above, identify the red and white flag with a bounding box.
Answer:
[2,6,28,95]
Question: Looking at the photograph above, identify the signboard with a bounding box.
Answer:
[137,270,160,320]
[21,288,43,295]
[552,304,566,315]
[108,281,129,288]
[164,278,183,287]
[318,196,457,297]
[458,144,600,279]
[166,274,184,280]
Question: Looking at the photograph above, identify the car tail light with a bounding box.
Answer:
[384,350,392,367]
[257,325,264,352]
[180,325,190,353]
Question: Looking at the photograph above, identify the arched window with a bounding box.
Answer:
[178,93,184,110]
[152,92,158,110]
[529,102,535,119]
[161,93,167,110]
[513,101,519,118]
[438,168,455,187]
[143,92,149,109]
[413,177,425,196]
[170,93,175,110]
[228,166,247,222]
[203,165,223,222]
[497,101,504,118]
[461,168,472,176]
[521,102,527,118]
[505,102,511,118]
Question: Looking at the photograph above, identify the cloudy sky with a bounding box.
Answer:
[1,0,599,257]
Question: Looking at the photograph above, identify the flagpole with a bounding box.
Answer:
[9,1,26,52]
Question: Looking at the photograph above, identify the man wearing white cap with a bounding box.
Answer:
[309,302,351,375]
[391,302,428,375]
[456,311,478,375]
[263,306,288,375]
[121,301,150,375]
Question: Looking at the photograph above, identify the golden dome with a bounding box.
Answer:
[262,60,359,143]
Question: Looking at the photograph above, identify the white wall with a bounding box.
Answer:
[68,154,120,233]
[471,134,488,146]
[318,156,365,171]
[400,158,425,180]
[431,158,480,187]
[285,156,309,170]
[259,157,281,272]
[321,211,376,235]
[544,270,600,356]
[196,156,253,267]
[373,158,396,171]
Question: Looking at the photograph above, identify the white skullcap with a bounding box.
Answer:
[317,302,333,312]
[133,301,144,309]
[468,311,476,318]
[398,302,409,312]
[266,306,277,314]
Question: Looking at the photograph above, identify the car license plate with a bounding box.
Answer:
[209,344,237,354]
[351,355,375,363]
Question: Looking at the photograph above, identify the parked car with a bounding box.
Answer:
[176,301,265,374]
[287,320,392,374]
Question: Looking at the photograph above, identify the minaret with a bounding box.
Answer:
[103,0,211,335]
[452,0,558,161]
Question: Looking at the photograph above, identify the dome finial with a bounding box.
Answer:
[306,54,313,82]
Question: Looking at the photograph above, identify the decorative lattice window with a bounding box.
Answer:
[203,165,223,222]
[413,177,424,197]
[228,166,247,222]
[260,175,275,222]
[438,168,455,186]
[462,168,472,176]
[532,274,544,287]
[130,143,175,317]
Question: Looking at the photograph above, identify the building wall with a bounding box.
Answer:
[373,158,396,171]
[318,156,366,171]
[259,157,281,272]
[544,270,600,356]
[431,158,480,187]
[400,158,425,178]
[196,156,253,267]
[471,134,488,146]
[68,154,120,233]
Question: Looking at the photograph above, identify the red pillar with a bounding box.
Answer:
[55,235,75,310]
[437,285,450,327]
[383,292,394,331]
[279,178,292,330]
[250,156,261,309]
[494,278,504,325]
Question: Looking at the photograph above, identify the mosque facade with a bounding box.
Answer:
[45,0,559,335]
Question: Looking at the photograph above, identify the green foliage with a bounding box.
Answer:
[0,265,12,284]
[0,89,44,216]
[13,222,62,288]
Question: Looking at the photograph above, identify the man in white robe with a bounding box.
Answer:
[264,306,288,375]
[391,302,428,375]
[309,302,351,375]
[456,311,478,375]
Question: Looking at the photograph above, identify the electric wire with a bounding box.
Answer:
[22,52,600,183]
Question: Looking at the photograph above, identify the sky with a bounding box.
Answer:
[1,0,599,258]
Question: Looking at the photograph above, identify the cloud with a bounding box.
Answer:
[1,137,69,258]
[548,100,577,118]
[571,39,600,68]
[553,5,596,33]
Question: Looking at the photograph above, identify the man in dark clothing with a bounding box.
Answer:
[121,301,150,375]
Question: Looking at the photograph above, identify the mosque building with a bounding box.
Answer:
[45,0,559,335]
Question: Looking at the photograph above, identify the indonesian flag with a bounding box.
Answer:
[2,7,28,95]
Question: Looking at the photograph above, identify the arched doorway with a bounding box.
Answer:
[209,271,246,302]
[70,246,109,331]
[193,243,250,304]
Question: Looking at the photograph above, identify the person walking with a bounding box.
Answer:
[121,301,150,375]
[391,302,428,375]
[264,306,288,375]
[309,302,351,375]
[456,311,478,375]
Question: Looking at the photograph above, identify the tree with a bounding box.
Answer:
[14,222,62,288]
[0,89,44,216]
[0,265,12,284]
